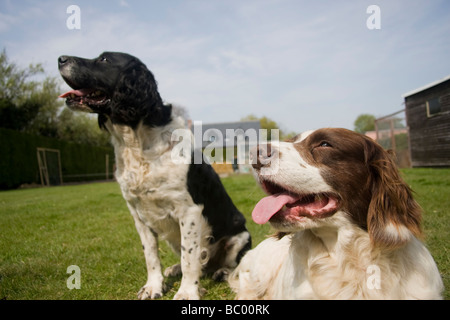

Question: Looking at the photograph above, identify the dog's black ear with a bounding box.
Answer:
[97,113,108,131]
[110,62,171,128]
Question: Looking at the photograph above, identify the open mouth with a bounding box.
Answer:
[252,179,340,225]
[59,88,110,112]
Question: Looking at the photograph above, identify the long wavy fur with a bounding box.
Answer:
[99,60,172,129]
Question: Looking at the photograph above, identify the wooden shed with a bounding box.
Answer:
[403,75,450,167]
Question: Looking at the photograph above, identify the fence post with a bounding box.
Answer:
[105,154,109,180]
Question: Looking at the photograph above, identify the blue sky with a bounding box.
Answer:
[1,0,449,133]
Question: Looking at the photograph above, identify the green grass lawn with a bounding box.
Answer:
[0,169,448,300]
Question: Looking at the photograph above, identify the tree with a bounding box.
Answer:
[241,114,296,140]
[57,108,110,147]
[26,76,64,137]
[354,114,375,134]
[0,49,63,136]
[0,49,44,103]
[0,98,39,130]
[0,49,111,146]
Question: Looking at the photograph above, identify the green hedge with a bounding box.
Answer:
[0,128,115,189]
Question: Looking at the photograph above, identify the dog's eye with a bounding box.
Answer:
[99,56,108,62]
[318,141,333,148]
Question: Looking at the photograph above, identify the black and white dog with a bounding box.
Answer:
[58,52,251,300]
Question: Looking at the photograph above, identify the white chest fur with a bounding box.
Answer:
[106,119,196,240]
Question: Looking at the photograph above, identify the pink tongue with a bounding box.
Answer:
[59,89,92,98]
[252,193,300,224]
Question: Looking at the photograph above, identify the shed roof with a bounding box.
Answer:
[402,74,450,98]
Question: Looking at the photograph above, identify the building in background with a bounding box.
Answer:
[403,75,450,167]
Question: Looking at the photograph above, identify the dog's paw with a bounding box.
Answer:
[137,284,164,300]
[173,286,201,300]
[164,263,182,277]
[212,267,230,282]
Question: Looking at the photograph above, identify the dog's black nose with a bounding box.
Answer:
[58,56,70,67]
[251,144,274,170]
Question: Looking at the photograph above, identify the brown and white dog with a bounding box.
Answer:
[229,128,443,299]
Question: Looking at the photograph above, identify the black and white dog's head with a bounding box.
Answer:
[58,52,171,129]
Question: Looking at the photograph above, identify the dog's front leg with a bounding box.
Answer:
[173,207,206,300]
[128,205,164,300]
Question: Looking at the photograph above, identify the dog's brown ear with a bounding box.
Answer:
[365,142,422,249]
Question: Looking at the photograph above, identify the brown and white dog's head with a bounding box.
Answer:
[251,128,422,249]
